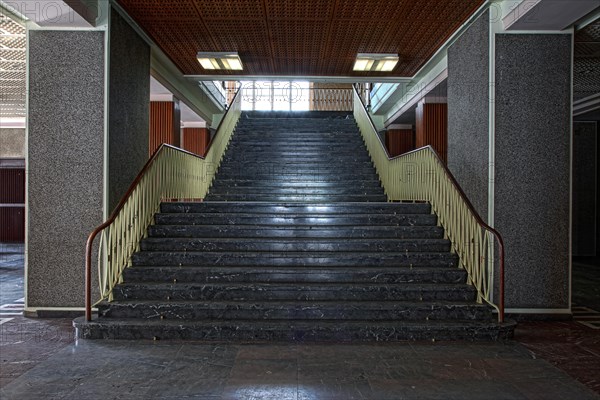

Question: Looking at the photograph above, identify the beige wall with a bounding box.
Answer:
[0,128,26,158]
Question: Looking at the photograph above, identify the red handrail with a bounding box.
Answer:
[353,86,505,323]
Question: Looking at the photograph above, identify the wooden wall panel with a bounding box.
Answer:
[149,100,181,156]
[386,129,414,157]
[182,128,210,157]
[416,103,448,163]
[0,167,25,242]
[0,168,25,203]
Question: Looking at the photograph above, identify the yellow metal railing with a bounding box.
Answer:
[353,88,505,322]
[84,91,242,320]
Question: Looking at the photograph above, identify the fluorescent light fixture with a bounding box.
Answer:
[197,52,243,70]
[353,53,399,72]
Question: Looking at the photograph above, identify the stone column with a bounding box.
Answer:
[25,6,150,315]
[447,9,573,316]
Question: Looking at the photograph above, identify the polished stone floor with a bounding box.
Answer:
[1,245,599,399]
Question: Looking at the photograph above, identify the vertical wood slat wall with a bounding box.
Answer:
[385,129,415,157]
[149,100,181,156]
[0,168,25,242]
[182,128,210,157]
[416,103,448,164]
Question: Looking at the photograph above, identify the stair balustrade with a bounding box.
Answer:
[84,91,242,321]
[353,87,505,322]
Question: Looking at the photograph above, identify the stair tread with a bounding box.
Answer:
[102,299,487,307]
[79,317,508,328]
[118,282,471,289]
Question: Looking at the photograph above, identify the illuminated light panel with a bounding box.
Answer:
[197,52,244,70]
[353,53,399,72]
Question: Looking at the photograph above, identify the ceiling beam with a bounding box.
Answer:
[184,75,412,84]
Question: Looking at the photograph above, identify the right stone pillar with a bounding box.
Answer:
[448,10,572,316]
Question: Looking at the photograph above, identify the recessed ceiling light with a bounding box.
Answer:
[197,52,243,71]
[353,53,399,72]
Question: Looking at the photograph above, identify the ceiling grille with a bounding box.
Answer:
[116,0,484,77]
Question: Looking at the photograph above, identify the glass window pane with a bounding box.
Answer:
[290,81,310,111]
[254,81,272,111]
[273,81,290,111]
[240,81,254,111]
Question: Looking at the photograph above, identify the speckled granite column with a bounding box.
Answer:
[108,8,150,211]
[572,122,597,256]
[447,11,490,220]
[495,34,572,311]
[27,31,105,310]
[448,14,572,313]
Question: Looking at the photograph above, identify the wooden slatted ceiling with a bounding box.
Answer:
[116,0,484,77]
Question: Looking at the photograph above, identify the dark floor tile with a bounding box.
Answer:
[148,378,228,398]
[511,378,600,400]
[229,358,298,381]
[297,379,372,400]
[368,378,526,400]
[222,381,298,400]
[483,358,568,381]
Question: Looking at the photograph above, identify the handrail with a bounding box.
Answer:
[353,87,504,323]
[353,83,393,158]
[84,90,242,321]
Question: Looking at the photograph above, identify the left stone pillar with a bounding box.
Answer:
[26,6,150,316]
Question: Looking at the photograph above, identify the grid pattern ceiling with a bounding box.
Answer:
[0,11,25,118]
[116,0,484,77]
[574,20,600,101]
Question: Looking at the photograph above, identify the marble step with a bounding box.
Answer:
[98,300,493,321]
[209,180,382,189]
[122,266,466,284]
[228,139,364,144]
[215,168,379,176]
[153,213,435,226]
[160,202,431,214]
[209,176,381,184]
[131,251,459,268]
[217,160,375,167]
[140,238,450,252]
[206,188,385,198]
[220,156,373,164]
[74,317,515,341]
[148,225,445,239]
[203,194,388,202]
[112,282,476,302]
[220,151,369,158]
[210,185,382,194]
[225,144,366,149]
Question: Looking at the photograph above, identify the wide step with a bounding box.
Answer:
[75,318,515,341]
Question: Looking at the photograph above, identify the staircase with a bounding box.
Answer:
[76,111,514,341]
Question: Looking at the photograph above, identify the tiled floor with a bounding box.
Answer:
[1,245,599,399]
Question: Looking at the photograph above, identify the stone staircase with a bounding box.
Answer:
[76,111,514,341]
